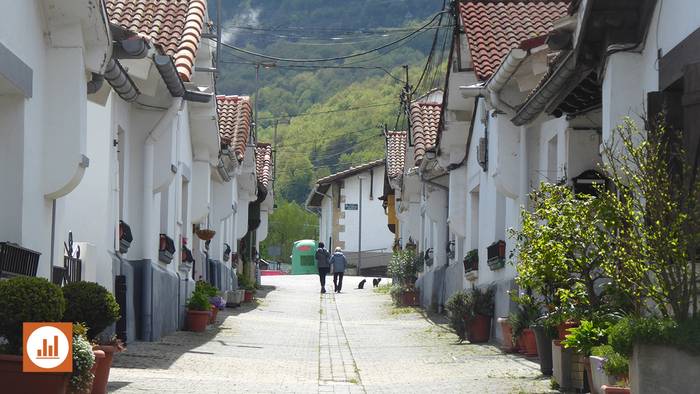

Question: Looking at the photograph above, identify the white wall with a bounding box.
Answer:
[338,166,393,254]
[603,0,700,141]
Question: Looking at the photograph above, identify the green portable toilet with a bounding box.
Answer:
[291,240,317,275]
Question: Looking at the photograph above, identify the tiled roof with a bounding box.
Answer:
[105,0,207,81]
[216,95,252,162]
[410,102,441,166]
[255,143,273,189]
[316,159,385,185]
[385,131,407,179]
[459,0,570,81]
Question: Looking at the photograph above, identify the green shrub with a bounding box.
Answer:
[608,316,700,357]
[0,276,65,354]
[187,290,211,311]
[62,281,121,340]
[195,280,218,297]
[387,250,418,285]
[445,291,470,341]
[562,320,611,356]
[591,345,629,377]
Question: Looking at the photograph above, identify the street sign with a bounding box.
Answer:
[344,203,358,210]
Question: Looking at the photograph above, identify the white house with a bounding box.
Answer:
[0,0,277,343]
[307,160,394,275]
[0,0,112,280]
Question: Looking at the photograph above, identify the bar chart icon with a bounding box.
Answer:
[23,322,72,372]
[36,335,60,359]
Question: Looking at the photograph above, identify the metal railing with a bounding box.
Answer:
[0,242,40,278]
[63,256,82,284]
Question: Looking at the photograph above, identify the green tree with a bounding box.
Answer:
[260,201,318,264]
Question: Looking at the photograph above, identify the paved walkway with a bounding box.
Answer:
[109,275,552,393]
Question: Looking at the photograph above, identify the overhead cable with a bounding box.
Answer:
[217,11,448,63]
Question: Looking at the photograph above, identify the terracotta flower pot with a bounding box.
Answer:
[89,348,106,394]
[209,306,219,324]
[400,289,419,306]
[244,290,254,302]
[557,321,578,340]
[91,346,117,394]
[186,309,210,332]
[0,354,70,394]
[520,328,538,357]
[602,385,631,394]
[466,314,491,343]
[497,317,517,352]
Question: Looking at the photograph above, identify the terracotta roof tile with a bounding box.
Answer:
[385,131,407,179]
[459,0,569,81]
[216,95,252,162]
[410,102,442,166]
[255,143,273,189]
[105,0,207,81]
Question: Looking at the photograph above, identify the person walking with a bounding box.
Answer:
[329,247,347,293]
[315,242,331,293]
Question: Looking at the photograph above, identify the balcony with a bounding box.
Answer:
[0,242,40,278]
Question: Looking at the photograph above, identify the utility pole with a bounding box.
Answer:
[273,120,278,191]
[358,175,366,275]
[253,63,260,145]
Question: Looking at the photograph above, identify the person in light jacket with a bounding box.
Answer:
[329,247,347,293]
[315,242,331,293]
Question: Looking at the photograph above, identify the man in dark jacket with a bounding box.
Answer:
[315,242,331,293]
[329,247,347,293]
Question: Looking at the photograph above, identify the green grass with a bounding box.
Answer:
[390,306,417,315]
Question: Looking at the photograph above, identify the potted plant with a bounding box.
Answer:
[591,345,628,394]
[61,281,122,394]
[70,323,99,394]
[387,250,418,287]
[486,240,505,270]
[562,319,616,394]
[0,277,69,393]
[237,273,256,302]
[195,228,216,241]
[158,234,175,263]
[497,317,517,352]
[118,220,133,254]
[509,294,540,357]
[445,287,494,343]
[209,296,225,324]
[185,290,211,332]
[463,249,478,273]
[388,284,419,307]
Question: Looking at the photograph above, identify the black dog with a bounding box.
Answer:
[372,278,382,287]
[357,279,366,289]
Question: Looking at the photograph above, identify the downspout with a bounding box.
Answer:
[520,126,529,211]
[141,97,184,341]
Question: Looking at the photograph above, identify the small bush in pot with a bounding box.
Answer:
[62,281,121,341]
[0,276,65,355]
[446,287,494,343]
[195,280,219,297]
[186,290,212,332]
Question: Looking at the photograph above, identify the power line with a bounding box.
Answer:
[216,11,448,63]
[273,126,379,149]
[256,102,396,122]
[218,60,406,84]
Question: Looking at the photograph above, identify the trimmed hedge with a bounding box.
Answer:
[62,281,120,340]
[0,277,65,354]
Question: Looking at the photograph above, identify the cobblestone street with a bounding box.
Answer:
[109,275,552,393]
